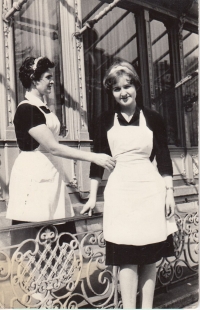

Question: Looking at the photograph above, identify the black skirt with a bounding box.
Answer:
[106,234,175,265]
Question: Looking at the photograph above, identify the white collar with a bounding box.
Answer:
[121,112,134,123]
[25,91,47,107]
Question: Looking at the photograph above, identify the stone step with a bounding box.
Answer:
[0,211,11,227]
[154,275,199,309]
[0,200,6,213]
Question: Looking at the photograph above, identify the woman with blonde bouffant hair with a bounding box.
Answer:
[81,60,178,308]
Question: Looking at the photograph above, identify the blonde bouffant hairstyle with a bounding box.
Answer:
[103,60,141,92]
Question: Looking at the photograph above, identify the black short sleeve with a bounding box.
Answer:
[14,103,46,151]
[14,104,46,131]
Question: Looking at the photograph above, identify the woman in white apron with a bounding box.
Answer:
[81,61,178,309]
[7,56,115,234]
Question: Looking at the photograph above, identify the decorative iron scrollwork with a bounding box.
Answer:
[0,209,198,308]
[9,225,82,308]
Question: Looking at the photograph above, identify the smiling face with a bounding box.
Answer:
[112,73,137,113]
[35,69,54,96]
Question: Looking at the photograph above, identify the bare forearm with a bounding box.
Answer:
[50,144,115,171]
[29,124,115,170]
[89,178,101,201]
[50,143,95,162]
[29,124,95,162]
[162,175,174,188]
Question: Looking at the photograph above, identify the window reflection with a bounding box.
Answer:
[13,0,63,126]
[82,0,138,139]
[182,30,198,146]
[150,20,178,145]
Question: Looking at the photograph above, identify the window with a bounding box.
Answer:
[13,0,63,126]
[81,0,138,139]
[150,19,178,145]
[182,30,198,147]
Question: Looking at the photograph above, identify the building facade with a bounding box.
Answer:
[0,0,198,308]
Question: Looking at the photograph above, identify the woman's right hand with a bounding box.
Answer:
[93,153,116,171]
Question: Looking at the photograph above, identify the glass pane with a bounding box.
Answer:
[13,0,63,127]
[82,0,138,139]
[150,20,178,145]
[182,30,198,147]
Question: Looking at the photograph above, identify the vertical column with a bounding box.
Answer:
[75,0,91,198]
[135,9,152,108]
[1,0,17,140]
[1,0,17,139]
[177,16,194,184]
[59,0,89,141]
[59,0,90,197]
[0,1,7,140]
[167,20,185,146]
[144,10,155,103]
[0,1,19,208]
[74,0,89,141]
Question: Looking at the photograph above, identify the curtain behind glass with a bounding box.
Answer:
[150,20,178,145]
[82,0,138,139]
[13,0,63,124]
[182,30,198,147]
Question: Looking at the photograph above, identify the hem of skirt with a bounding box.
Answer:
[104,229,178,246]
[105,253,174,266]
[6,213,67,222]
[105,234,176,266]
[6,215,41,222]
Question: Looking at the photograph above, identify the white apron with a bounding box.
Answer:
[7,100,73,222]
[103,111,177,245]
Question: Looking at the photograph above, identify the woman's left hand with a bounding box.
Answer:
[80,198,96,216]
[165,191,175,219]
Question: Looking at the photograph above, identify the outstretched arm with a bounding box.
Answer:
[80,178,101,216]
[29,124,115,171]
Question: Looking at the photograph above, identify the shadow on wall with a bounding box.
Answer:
[83,27,142,140]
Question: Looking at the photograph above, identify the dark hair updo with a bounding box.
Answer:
[19,56,55,89]
[103,60,141,92]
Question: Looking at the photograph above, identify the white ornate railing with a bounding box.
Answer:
[0,208,198,309]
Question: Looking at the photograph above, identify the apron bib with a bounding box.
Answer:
[7,100,73,222]
[103,111,177,245]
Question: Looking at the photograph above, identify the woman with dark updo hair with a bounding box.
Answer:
[19,56,54,89]
[7,56,115,224]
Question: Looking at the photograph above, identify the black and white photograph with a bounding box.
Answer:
[0,0,198,309]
